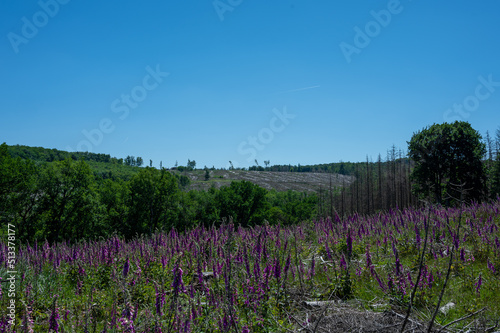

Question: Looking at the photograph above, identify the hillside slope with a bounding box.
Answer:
[5,144,354,192]
[178,169,354,192]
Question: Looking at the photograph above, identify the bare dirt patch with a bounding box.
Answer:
[291,301,496,333]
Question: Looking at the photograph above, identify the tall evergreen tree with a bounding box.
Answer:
[486,130,493,161]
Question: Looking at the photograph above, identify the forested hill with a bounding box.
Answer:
[7,144,122,164]
[6,144,410,175]
[0,142,410,244]
[4,144,356,191]
[5,144,413,192]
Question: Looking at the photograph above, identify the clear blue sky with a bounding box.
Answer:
[1,0,499,169]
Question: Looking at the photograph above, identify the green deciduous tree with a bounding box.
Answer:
[266,190,318,225]
[125,155,135,166]
[187,159,196,170]
[408,121,487,205]
[0,143,24,198]
[97,178,129,237]
[0,143,41,241]
[215,181,269,227]
[38,158,99,242]
[127,167,180,237]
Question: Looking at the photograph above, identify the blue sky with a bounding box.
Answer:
[1,0,499,169]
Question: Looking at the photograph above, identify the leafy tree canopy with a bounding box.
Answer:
[408,121,486,205]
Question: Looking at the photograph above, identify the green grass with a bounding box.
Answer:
[2,200,500,332]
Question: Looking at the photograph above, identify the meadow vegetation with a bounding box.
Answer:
[1,200,499,331]
[1,121,500,331]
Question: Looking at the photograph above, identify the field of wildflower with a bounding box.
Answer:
[2,199,500,332]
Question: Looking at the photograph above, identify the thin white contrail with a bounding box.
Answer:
[272,85,320,95]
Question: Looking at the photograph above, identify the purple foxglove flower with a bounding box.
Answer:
[118,317,134,332]
[460,248,465,262]
[373,269,385,291]
[172,265,186,294]
[325,243,332,261]
[346,230,352,258]
[78,265,85,277]
[365,245,372,269]
[110,305,117,328]
[243,246,251,279]
[392,242,398,260]
[395,257,401,276]
[475,274,482,294]
[22,303,34,333]
[135,260,142,275]
[132,303,138,322]
[183,319,191,332]
[253,258,261,281]
[220,313,229,332]
[122,258,130,278]
[488,260,496,273]
[387,274,394,290]
[415,225,421,249]
[340,255,347,271]
[122,302,133,320]
[309,256,315,279]
[155,288,165,316]
[284,253,291,276]
[49,301,60,332]
[407,272,414,288]
[273,258,281,281]
[191,304,198,321]
[427,270,434,288]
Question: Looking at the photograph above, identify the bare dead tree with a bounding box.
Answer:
[427,183,468,333]
[400,203,432,332]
